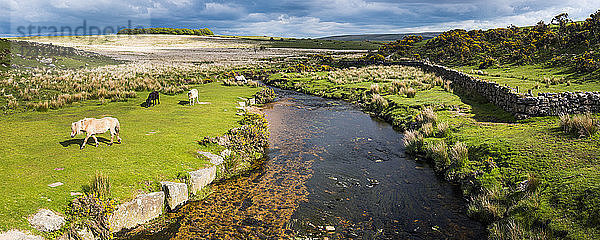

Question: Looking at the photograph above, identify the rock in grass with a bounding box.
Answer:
[197,151,224,165]
[109,192,165,233]
[188,166,216,194]
[28,209,65,232]
[161,181,188,211]
[48,182,63,188]
[0,230,43,240]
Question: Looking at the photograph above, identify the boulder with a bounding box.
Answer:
[161,181,188,211]
[197,151,224,165]
[28,209,65,232]
[109,192,165,233]
[0,230,43,240]
[221,149,232,158]
[188,166,216,194]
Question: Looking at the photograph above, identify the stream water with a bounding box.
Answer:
[123,89,485,239]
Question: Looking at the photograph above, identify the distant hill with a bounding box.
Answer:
[318,33,441,42]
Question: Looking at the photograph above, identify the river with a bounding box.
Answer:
[123,89,485,239]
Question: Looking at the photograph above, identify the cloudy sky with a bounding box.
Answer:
[1,0,600,37]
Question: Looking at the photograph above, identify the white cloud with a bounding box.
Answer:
[2,0,600,37]
[398,3,600,33]
[309,0,409,17]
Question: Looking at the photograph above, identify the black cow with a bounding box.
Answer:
[145,91,160,107]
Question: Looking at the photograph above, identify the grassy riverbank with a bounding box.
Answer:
[0,82,260,232]
[265,65,600,239]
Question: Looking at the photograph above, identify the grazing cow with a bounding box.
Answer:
[188,89,200,106]
[145,91,160,107]
[71,117,121,149]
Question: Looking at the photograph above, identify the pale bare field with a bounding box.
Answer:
[18,35,363,65]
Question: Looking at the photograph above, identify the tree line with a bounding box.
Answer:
[117,27,213,36]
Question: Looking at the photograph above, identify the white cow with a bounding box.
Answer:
[188,89,200,106]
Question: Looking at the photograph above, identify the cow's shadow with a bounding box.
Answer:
[60,137,111,147]
[178,100,190,106]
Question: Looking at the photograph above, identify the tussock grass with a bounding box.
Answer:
[421,122,434,137]
[416,107,437,125]
[403,130,423,154]
[427,141,449,172]
[449,141,468,168]
[90,172,111,198]
[369,83,381,94]
[559,113,599,137]
[436,121,449,137]
[405,87,416,98]
[369,94,388,111]
[1,62,217,112]
[467,186,505,224]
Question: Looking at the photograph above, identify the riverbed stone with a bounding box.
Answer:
[197,151,224,165]
[0,230,43,240]
[108,192,165,233]
[28,209,65,232]
[161,181,188,211]
[188,166,217,194]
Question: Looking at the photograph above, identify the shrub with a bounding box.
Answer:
[421,122,434,137]
[405,87,416,98]
[449,141,468,167]
[478,57,496,69]
[416,107,437,125]
[225,113,270,165]
[403,130,423,154]
[221,152,241,176]
[427,141,449,172]
[254,88,276,104]
[559,113,599,137]
[436,121,449,137]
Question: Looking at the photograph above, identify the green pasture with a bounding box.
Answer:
[0,82,259,231]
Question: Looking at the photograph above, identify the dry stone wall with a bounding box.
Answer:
[395,61,600,119]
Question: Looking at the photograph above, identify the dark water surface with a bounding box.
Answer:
[123,89,485,239]
[266,90,485,239]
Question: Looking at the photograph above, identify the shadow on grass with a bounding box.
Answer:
[59,136,111,147]
[457,93,517,123]
[140,101,160,108]
[178,100,190,105]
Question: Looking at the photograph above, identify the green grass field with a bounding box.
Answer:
[0,82,259,231]
[455,64,600,95]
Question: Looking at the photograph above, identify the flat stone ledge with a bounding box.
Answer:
[28,209,65,232]
[0,230,43,240]
[109,191,165,233]
[197,151,224,165]
[188,166,216,195]
[161,181,189,211]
